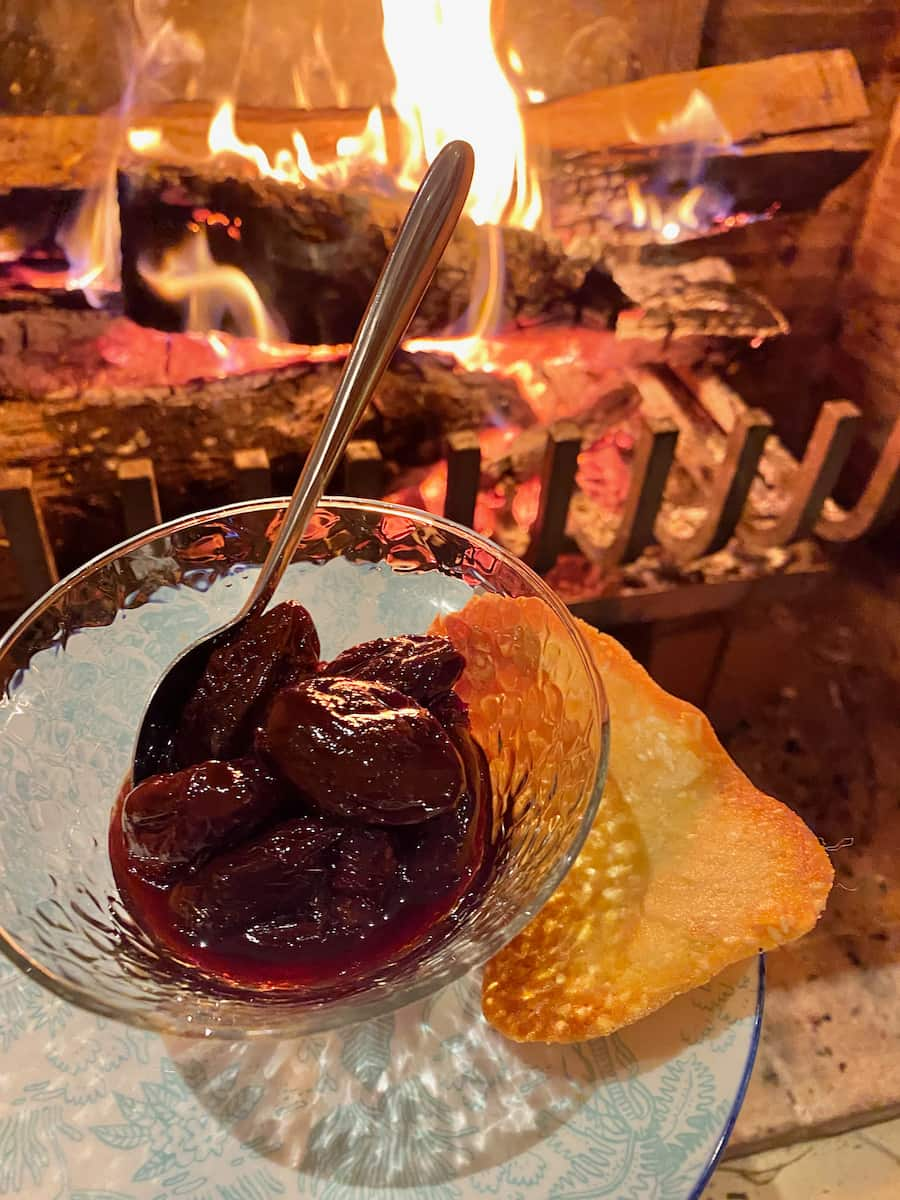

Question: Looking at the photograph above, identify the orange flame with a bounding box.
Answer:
[124,3,545,341]
[138,228,283,342]
[58,165,121,306]
[405,330,554,417]
[205,97,389,190]
[506,47,546,104]
[622,89,735,243]
[626,175,718,242]
[381,0,540,229]
[207,100,289,180]
[0,227,25,263]
[335,106,388,168]
[131,1,540,234]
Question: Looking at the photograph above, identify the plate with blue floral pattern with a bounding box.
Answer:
[0,951,762,1199]
[0,541,762,1198]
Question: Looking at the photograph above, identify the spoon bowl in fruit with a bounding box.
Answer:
[0,498,608,1038]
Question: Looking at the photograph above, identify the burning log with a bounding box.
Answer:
[0,310,531,574]
[117,165,583,344]
[0,51,869,192]
[548,125,873,260]
[551,126,872,229]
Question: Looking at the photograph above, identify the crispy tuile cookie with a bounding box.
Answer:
[432,595,833,1044]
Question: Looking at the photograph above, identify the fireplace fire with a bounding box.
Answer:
[1,0,899,702]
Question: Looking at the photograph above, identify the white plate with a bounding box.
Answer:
[0,953,762,1199]
[0,547,762,1198]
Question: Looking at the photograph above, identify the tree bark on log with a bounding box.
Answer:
[0,51,869,191]
[118,165,584,344]
[0,310,532,574]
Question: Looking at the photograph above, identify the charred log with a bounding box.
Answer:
[118,165,584,345]
[0,310,532,575]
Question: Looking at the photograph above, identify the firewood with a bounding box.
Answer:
[548,125,872,262]
[0,51,868,193]
[118,165,583,344]
[0,310,531,575]
[528,50,868,152]
[612,259,789,343]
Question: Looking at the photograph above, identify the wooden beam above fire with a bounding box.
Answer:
[0,50,870,194]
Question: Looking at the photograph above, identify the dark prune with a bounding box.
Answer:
[110,593,495,990]
[428,690,469,731]
[169,816,341,942]
[331,893,384,934]
[246,891,329,950]
[400,793,481,897]
[175,601,320,766]
[122,758,282,888]
[322,635,464,709]
[332,828,396,898]
[398,731,489,899]
[260,677,464,825]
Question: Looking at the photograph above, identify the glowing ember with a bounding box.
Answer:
[577,431,634,509]
[511,475,541,531]
[404,332,547,407]
[386,424,520,539]
[392,422,636,544]
[138,228,283,343]
[58,165,122,306]
[0,227,25,264]
[404,326,649,426]
[190,209,243,241]
[420,459,448,513]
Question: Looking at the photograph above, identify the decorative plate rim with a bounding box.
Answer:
[687,952,765,1200]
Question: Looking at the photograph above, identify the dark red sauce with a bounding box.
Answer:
[109,606,495,996]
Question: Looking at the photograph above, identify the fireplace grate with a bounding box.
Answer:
[1,372,897,632]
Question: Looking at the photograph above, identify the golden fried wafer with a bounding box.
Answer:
[432,595,833,1044]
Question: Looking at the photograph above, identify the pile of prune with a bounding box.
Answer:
[113,602,488,971]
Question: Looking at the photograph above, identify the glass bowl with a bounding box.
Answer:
[0,498,608,1038]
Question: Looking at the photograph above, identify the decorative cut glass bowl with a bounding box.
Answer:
[0,498,608,1038]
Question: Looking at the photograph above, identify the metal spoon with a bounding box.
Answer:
[132,139,475,784]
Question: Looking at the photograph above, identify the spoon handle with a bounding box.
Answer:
[241,139,475,620]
